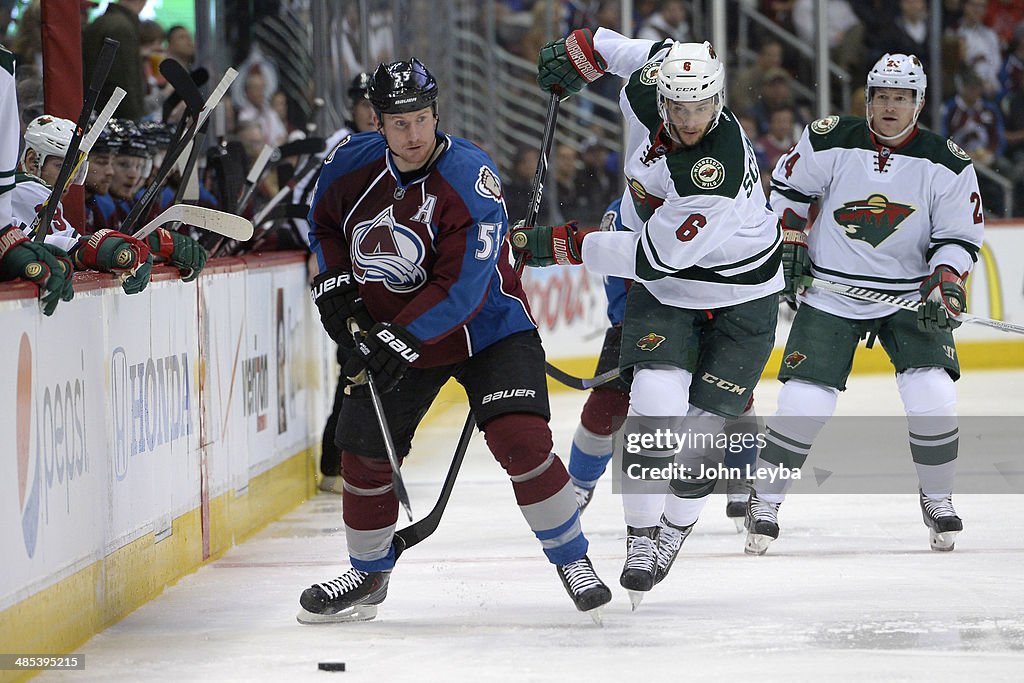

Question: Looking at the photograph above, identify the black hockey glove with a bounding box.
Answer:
[310,268,374,347]
[780,208,810,310]
[342,322,421,394]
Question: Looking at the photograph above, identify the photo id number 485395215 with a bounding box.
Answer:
[0,654,85,670]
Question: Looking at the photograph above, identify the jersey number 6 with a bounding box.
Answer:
[676,213,706,242]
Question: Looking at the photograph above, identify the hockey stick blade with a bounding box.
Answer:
[545,363,620,390]
[394,411,475,558]
[808,277,1024,335]
[273,137,326,162]
[33,37,118,242]
[134,205,254,241]
[162,67,209,121]
[159,59,204,113]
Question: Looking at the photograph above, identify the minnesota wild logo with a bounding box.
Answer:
[639,61,660,85]
[636,332,666,351]
[783,350,807,369]
[627,177,664,222]
[833,194,914,247]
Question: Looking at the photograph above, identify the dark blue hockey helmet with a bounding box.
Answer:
[368,58,438,115]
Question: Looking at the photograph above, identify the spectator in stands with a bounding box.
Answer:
[552,143,585,224]
[503,145,539,223]
[1000,59,1024,213]
[983,0,1024,47]
[868,0,932,75]
[792,0,864,75]
[236,69,288,147]
[139,19,166,121]
[944,69,1007,213]
[636,0,691,43]
[951,0,1002,97]
[732,39,785,117]
[9,0,41,79]
[576,139,619,225]
[84,0,147,121]
[758,106,798,174]
[0,0,14,45]
[999,23,1024,94]
[166,25,194,69]
[749,67,809,136]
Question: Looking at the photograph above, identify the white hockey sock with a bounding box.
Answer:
[663,494,708,527]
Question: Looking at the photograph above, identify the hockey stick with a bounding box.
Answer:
[348,319,414,522]
[808,277,1024,335]
[120,68,237,236]
[161,64,207,122]
[391,95,562,557]
[28,87,125,237]
[545,364,621,391]
[235,144,275,214]
[33,37,119,242]
[133,204,254,241]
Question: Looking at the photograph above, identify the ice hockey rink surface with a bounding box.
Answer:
[38,370,1024,682]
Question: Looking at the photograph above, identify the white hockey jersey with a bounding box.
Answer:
[580,28,783,309]
[11,174,81,253]
[1,47,17,229]
[770,115,985,319]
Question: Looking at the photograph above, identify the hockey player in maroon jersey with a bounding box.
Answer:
[298,58,612,623]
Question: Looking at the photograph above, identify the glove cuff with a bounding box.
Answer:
[0,225,30,259]
[310,268,357,304]
[373,322,421,364]
[565,29,606,83]
[148,228,176,261]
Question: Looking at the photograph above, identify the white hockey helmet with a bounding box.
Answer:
[865,53,927,140]
[657,41,726,141]
[22,115,88,185]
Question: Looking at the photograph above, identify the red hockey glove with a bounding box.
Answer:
[146,228,208,282]
[781,226,810,309]
[918,265,965,331]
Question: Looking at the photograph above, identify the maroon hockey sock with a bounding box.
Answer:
[483,414,569,506]
[340,450,400,531]
[579,386,630,436]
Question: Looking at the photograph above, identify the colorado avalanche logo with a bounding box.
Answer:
[351,206,428,292]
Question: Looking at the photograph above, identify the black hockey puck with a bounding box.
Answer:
[318,662,346,672]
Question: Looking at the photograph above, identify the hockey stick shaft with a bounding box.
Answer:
[120,68,237,235]
[545,362,620,390]
[393,96,561,558]
[235,144,275,214]
[808,277,1024,335]
[348,319,414,522]
[34,37,119,242]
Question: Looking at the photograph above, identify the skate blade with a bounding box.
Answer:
[627,590,646,611]
[588,606,605,626]
[744,532,773,556]
[296,604,378,624]
[929,529,960,552]
[731,517,745,534]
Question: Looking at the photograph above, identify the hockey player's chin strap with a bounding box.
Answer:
[867,100,924,146]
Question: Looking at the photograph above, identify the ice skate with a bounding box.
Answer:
[744,492,781,556]
[619,526,658,609]
[556,555,612,624]
[919,491,963,551]
[653,515,694,585]
[318,475,343,494]
[297,569,390,623]
[725,478,752,532]
[573,484,595,512]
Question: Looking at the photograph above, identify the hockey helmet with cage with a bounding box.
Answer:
[23,115,74,170]
[656,41,726,142]
[865,53,927,141]
[368,58,439,116]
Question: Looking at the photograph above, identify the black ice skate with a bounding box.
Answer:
[725,478,753,532]
[744,491,781,556]
[556,555,612,624]
[297,568,390,624]
[919,490,963,551]
[653,515,694,586]
[619,525,659,609]
[573,484,595,512]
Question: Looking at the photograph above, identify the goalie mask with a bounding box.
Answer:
[656,41,725,146]
[23,115,89,186]
[865,53,927,142]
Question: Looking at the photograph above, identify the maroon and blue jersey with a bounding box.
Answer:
[309,131,536,367]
